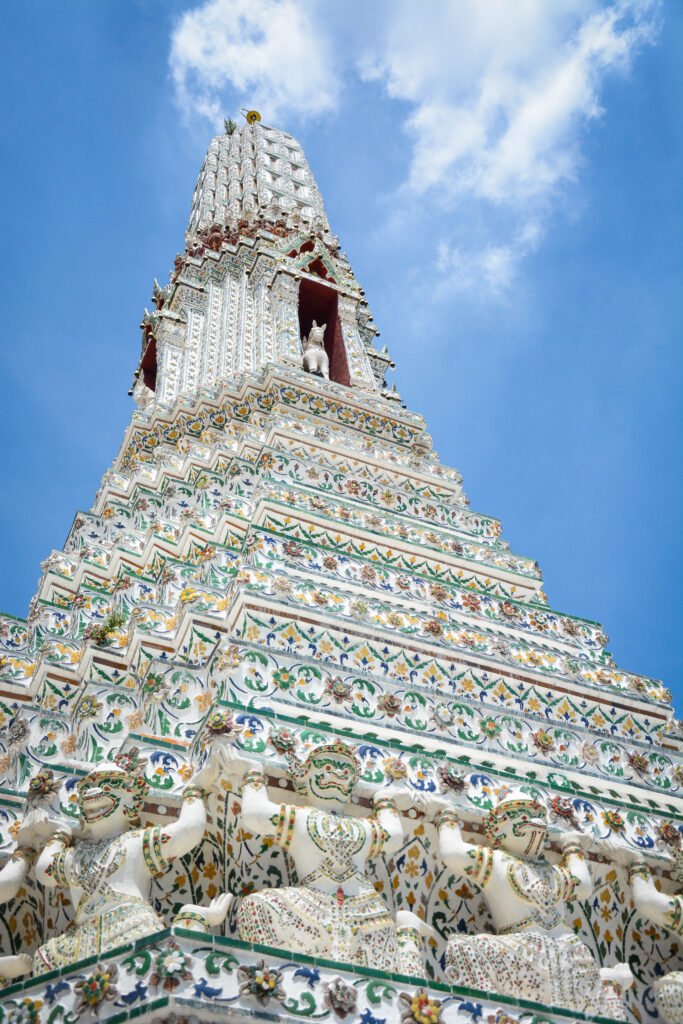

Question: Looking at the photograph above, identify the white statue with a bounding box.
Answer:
[0,846,34,980]
[430,789,631,1017]
[302,320,329,379]
[236,740,416,970]
[132,375,155,410]
[31,747,228,974]
[628,856,683,1024]
[0,768,64,980]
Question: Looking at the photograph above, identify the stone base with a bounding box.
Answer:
[0,927,628,1024]
[446,931,623,1019]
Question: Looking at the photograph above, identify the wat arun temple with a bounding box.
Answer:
[0,116,681,1024]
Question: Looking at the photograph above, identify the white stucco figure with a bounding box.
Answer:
[132,374,155,410]
[395,910,436,978]
[31,747,226,974]
[430,789,632,1018]
[302,321,329,379]
[235,740,415,969]
[629,857,683,1024]
[0,767,64,980]
[174,892,233,933]
[0,847,34,980]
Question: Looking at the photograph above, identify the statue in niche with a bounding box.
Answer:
[429,788,632,1018]
[30,747,230,974]
[132,374,155,410]
[302,320,329,380]
[235,740,419,971]
[628,853,683,1024]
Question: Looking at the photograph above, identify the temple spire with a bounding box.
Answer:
[132,122,397,406]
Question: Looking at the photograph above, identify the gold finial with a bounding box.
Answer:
[242,109,261,125]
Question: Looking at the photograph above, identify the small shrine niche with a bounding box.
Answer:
[140,335,157,392]
[298,277,350,386]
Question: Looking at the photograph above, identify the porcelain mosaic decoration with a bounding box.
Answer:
[0,118,680,1024]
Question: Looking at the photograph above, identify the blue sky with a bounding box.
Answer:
[0,1,680,702]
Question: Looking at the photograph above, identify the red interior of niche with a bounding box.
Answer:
[140,336,157,392]
[287,239,314,259]
[298,277,350,387]
[306,257,331,281]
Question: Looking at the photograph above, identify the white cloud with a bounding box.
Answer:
[436,219,543,298]
[362,0,660,296]
[360,0,659,205]
[170,0,661,296]
[170,0,338,126]
[436,241,517,296]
